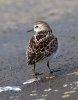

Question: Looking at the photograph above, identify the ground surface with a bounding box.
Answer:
[0,0,78,100]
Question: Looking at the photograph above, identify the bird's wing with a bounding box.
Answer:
[26,34,58,64]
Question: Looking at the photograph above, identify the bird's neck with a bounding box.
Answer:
[37,29,52,35]
[34,30,53,42]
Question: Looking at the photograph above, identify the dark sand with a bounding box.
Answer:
[0,0,78,100]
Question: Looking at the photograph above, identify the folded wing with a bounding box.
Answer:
[26,34,58,65]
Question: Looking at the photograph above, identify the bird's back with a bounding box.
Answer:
[26,31,58,65]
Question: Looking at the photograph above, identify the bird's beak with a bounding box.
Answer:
[26,29,34,33]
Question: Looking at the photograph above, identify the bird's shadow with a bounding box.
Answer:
[33,61,78,80]
[52,61,78,76]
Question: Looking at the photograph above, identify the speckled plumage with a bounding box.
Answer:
[26,21,59,75]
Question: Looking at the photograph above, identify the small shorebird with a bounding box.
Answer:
[26,21,59,75]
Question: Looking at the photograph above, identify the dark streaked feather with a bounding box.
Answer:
[26,32,58,65]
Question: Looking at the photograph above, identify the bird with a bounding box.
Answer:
[26,21,59,75]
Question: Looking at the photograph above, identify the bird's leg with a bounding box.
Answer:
[33,62,39,75]
[33,52,38,75]
[47,61,52,73]
[33,62,43,76]
[34,62,36,74]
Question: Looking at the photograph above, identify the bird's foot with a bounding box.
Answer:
[49,70,53,74]
[34,72,43,76]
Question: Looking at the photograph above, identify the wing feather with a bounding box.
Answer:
[26,34,58,64]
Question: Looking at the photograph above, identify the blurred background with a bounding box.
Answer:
[0,0,78,31]
[0,0,78,100]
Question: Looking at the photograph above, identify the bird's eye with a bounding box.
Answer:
[35,26,38,28]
